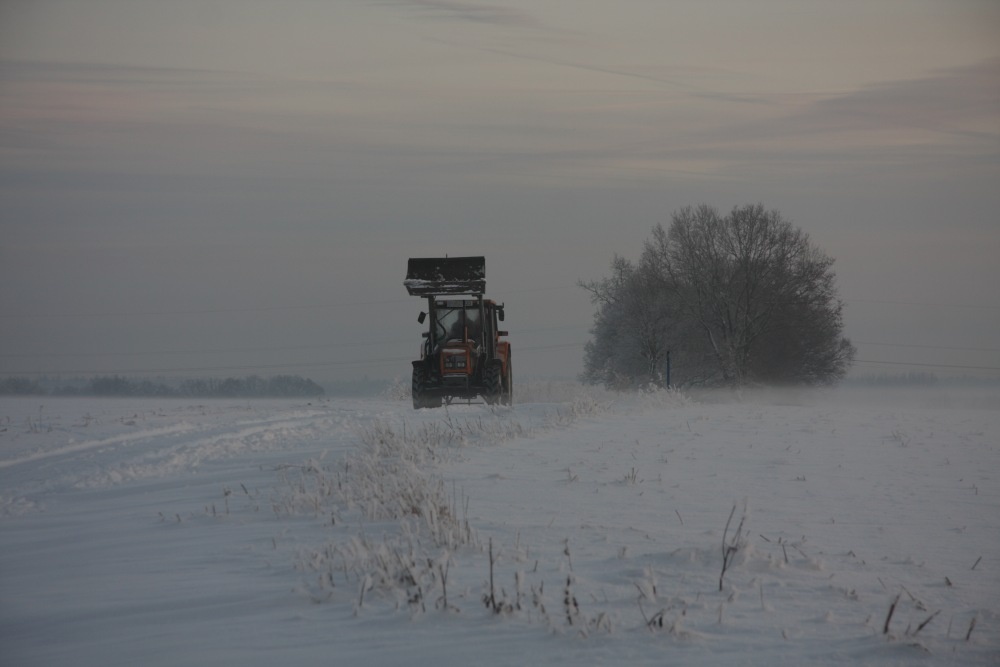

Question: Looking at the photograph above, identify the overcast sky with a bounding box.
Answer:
[2,0,998,386]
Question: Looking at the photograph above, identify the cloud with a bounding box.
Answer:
[0,59,224,86]
[612,57,1000,183]
[375,0,541,29]
[726,57,1000,147]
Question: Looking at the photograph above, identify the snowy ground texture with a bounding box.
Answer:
[1,383,998,666]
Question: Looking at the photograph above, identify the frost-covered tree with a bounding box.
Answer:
[580,255,715,388]
[582,204,855,387]
[580,256,676,389]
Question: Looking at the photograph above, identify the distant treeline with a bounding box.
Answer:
[0,375,325,398]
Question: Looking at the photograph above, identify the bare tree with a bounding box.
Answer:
[583,204,855,387]
[580,256,676,389]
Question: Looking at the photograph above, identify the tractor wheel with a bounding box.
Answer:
[501,356,513,406]
[411,366,425,409]
[412,365,441,409]
[484,363,503,405]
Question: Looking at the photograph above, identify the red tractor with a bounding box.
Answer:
[405,256,512,408]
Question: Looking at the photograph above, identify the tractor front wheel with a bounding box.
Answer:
[412,365,440,409]
[411,366,426,409]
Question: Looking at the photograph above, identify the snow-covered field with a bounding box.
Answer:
[1,384,997,666]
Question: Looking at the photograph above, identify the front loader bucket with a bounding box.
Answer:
[404,256,486,296]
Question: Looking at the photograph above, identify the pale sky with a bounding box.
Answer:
[2,0,998,385]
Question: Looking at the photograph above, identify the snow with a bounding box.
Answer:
[1,386,997,666]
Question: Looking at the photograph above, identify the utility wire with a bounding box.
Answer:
[8,352,1000,378]
[0,325,585,360]
[0,339,413,359]
[0,357,414,377]
[6,357,999,378]
[847,298,996,310]
[0,298,411,320]
[853,359,1000,372]
[0,342,590,377]
[0,285,583,321]
[855,341,1000,353]
[3,290,996,320]
[7,335,997,363]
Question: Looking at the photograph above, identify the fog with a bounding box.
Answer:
[2,1,998,386]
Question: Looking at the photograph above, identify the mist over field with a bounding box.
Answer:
[2,383,998,665]
[1,3,998,662]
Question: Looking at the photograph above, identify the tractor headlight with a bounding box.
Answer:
[443,353,467,370]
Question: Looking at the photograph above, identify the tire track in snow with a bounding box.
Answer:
[0,422,199,470]
[0,403,365,515]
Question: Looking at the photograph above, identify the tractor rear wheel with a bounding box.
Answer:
[484,363,503,405]
[501,356,513,406]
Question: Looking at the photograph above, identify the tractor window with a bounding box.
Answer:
[466,309,481,341]
[435,308,460,342]
[435,306,481,343]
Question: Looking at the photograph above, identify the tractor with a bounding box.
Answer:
[404,256,512,408]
